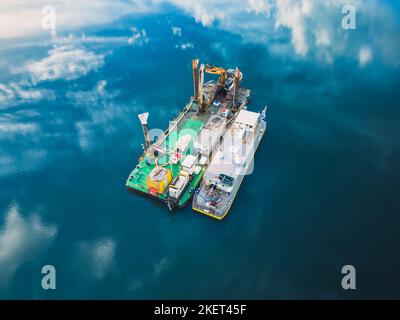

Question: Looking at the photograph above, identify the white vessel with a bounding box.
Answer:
[192,107,267,219]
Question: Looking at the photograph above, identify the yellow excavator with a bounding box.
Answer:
[198,64,227,112]
[203,64,227,87]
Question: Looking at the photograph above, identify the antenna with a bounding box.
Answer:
[138,112,150,150]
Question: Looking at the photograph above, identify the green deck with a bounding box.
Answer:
[126,114,206,204]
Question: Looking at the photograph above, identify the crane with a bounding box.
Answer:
[197,64,227,113]
[203,64,227,87]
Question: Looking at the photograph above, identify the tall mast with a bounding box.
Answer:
[138,112,150,150]
[192,59,200,101]
[232,67,241,112]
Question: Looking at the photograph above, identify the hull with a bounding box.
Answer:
[127,181,195,209]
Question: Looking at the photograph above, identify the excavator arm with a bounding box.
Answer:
[203,64,227,86]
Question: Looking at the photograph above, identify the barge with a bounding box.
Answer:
[126,59,266,218]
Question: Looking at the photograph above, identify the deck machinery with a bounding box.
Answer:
[126,59,266,218]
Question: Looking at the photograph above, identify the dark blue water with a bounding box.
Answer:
[1,3,400,299]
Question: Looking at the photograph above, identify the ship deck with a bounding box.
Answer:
[126,102,207,203]
[126,93,228,205]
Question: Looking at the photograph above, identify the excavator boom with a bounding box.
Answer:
[203,64,227,86]
[193,60,241,113]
